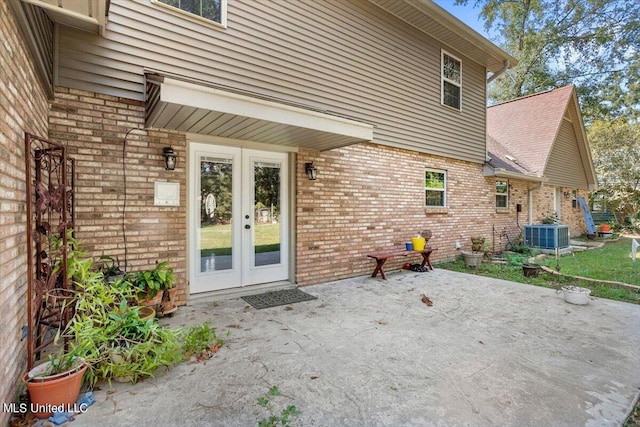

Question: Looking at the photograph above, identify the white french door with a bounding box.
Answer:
[189,143,289,293]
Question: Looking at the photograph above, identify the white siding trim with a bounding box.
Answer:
[159,77,375,140]
[151,0,228,28]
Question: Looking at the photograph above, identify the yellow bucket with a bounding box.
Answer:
[411,237,426,251]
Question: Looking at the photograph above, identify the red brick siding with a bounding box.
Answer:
[0,3,49,424]
[491,179,529,252]
[531,186,587,237]
[296,143,507,285]
[48,87,189,305]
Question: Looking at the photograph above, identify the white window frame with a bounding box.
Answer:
[153,0,227,28]
[496,180,509,208]
[425,169,447,208]
[441,50,462,111]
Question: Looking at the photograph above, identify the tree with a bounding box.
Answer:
[588,119,640,228]
[457,0,640,122]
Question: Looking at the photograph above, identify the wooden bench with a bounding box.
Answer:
[367,247,437,280]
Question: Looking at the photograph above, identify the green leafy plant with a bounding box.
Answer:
[67,279,182,386]
[541,212,559,224]
[509,243,532,255]
[27,344,86,380]
[129,261,177,299]
[257,386,301,427]
[180,323,225,361]
[45,235,183,386]
[99,255,125,280]
[506,253,528,266]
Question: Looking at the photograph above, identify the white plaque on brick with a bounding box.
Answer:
[154,181,180,206]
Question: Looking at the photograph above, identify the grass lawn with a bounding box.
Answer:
[436,237,640,305]
[539,237,639,285]
[200,223,280,257]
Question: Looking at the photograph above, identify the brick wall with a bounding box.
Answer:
[0,3,50,424]
[531,186,587,237]
[48,87,189,305]
[490,179,529,252]
[296,143,503,285]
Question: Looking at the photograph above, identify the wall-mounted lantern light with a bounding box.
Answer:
[305,162,317,180]
[163,147,177,170]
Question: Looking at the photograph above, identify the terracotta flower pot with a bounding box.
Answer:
[141,290,163,309]
[24,361,87,418]
[159,287,178,316]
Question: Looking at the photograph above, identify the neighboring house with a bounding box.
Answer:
[484,85,598,239]
[1,0,521,419]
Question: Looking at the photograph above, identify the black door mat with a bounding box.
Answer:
[242,288,317,310]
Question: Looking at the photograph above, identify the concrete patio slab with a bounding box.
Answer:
[72,269,640,426]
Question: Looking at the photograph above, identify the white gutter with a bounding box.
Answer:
[487,60,510,84]
[488,167,548,183]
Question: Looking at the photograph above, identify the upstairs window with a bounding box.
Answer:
[425,169,447,207]
[441,51,462,110]
[155,0,226,26]
[496,180,508,208]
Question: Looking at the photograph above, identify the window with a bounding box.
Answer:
[572,190,578,209]
[441,51,462,110]
[155,0,226,25]
[425,170,446,207]
[496,180,508,208]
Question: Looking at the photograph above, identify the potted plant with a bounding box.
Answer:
[66,260,182,386]
[161,285,179,316]
[99,255,125,284]
[23,349,88,419]
[462,236,485,268]
[129,261,177,311]
[101,299,181,383]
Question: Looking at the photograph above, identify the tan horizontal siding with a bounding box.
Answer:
[545,120,589,189]
[56,0,488,163]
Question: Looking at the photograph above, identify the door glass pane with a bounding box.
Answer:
[200,156,233,272]
[253,161,281,266]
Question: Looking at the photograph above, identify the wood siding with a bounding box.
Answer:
[545,118,589,189]
[56,0,488,163]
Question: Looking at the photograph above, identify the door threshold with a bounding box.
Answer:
[187,281,296,304]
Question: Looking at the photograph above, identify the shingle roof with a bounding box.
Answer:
[487,85,575,177]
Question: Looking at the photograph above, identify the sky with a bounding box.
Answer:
[432,0,492,39]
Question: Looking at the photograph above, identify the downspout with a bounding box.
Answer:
[527,181,545,224]
[487,60,510,84]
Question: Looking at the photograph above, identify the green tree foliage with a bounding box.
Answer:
[457,0,639,122]
[254,165,281,218]
[588,119,640,227]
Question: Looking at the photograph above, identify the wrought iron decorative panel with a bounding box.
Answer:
[24,133,75,369]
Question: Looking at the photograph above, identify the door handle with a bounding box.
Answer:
[245,224,251,229]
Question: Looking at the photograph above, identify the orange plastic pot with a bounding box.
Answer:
[24,361,87,418]
[601,224,611,232]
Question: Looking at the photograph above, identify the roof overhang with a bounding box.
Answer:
[21,0,109,34]
[367,0,517,73]
[484,165,548,183]
[145,75,374,151]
